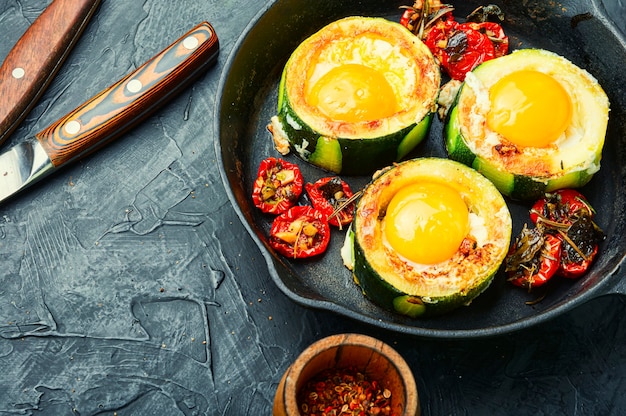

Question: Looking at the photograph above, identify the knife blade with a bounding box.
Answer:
[0,0,101,146]
[0,21,220,205]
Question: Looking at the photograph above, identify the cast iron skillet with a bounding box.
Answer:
[215,0,626,339]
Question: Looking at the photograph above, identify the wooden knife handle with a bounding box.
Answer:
[0,0,101,146]
[35,22,220,168]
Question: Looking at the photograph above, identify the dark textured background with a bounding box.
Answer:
[0,1,625,414]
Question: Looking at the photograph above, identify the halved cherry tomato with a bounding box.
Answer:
[529,189,594,225]
[529,189,603,278]
[404,6,508,80]
[460,21,509,58]
[430,22,496,81]
[269,205,330,259]
[305,177,355,228]
[506,225,562,290]
[252,157,303,215]
[421,14,457,64]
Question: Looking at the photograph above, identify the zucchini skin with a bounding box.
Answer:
[445,108,598,201]
[276,91,433,175]
[352,230,496,318]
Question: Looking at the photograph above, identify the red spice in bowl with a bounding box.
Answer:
[273,333,420,416]
[298,366,393,415]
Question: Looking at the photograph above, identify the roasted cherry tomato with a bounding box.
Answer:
[529,189,595,225]
[269,205,330,259]
[405,5,508,80]
[305,177,355,228]
[529,189,603,278]
[252,157,303,215]
[460,21,509,58]
[505,225,562,290]
[435,22,496,81]
[421,14,457,62]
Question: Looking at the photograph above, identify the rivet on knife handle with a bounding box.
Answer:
[0,0,101,146]
[35,21,219,168]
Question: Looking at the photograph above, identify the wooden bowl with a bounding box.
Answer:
[273,333,419,415]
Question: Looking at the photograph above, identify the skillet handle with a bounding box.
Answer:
[34,21,219,168]
[0,0,101,146]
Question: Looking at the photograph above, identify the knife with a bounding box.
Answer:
[0,21,220,205]
[0,0,101,146]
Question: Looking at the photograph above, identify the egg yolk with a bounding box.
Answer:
[487,70,572,148]
[308,64,398,123]
[383,182,469,265]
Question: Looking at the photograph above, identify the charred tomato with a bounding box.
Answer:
[252,157,303,215]
[505,225,562,290]
[559,215,602,278]
[305,177,355,228]
[269,205,330,259]
[530,189,604,278]
[530,189,595,225]
[423,19,508,80]
[400,2,509,80]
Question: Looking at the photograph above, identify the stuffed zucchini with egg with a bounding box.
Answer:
[445,49,610,200]
[342,158,512,318]
[269,16,440,175]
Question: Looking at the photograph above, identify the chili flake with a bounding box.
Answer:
[297,366,395,416]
